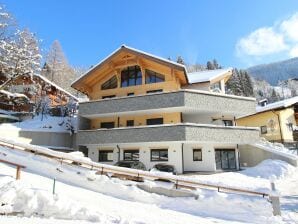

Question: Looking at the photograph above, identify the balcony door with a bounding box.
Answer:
[215,149,236,170]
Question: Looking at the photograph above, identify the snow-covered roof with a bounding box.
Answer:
[72,45,188,87]
[35,74,78,101]
[256,96,298,113]
[187,68,233,84]
[0,89,29,100]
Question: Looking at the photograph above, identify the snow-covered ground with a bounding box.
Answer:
[0,143,297,223]
[0,114,77,133]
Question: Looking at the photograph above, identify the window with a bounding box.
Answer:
[100,122,115,129]
[146,118,163,125]
[123,150,139,161]
[146,89,163,94]
[260,125,267,134]
[121,66,142,87]
[127,92,134,96]
[193,149,202,161]
[151,149,168,161]
[223,120,233,126]
[210,82,221,90]
[98,150,113,162]
[101,76,117,90]
[145,69,165,84]
[102,95,116,99]
[126,120,134,127]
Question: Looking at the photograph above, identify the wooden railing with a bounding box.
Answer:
[0,139,270,198]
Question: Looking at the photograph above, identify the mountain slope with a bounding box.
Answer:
[246,57,298,85]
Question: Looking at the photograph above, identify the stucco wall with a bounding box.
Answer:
[0,129,74,149]
[90,112,181,129]
[237,107,296,142]
[87,142,183,173]
[239,144,297,167]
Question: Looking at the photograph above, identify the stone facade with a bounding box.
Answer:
[77,124,259,145]
[79,90,256,118]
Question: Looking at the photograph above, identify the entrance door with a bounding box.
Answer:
[215,149,236,170]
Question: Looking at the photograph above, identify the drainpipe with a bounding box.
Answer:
[237,144,240,171]
[117,117,120,128]
[181,143,184,174]
[272,111,283,143]
[116,144,120,161]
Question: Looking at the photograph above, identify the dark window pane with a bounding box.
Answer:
[126,120,134,127]
[100,122,115,129]
[127,92,134,96]
[261,126,267,134]
[99,150,113,162]
[121,66,142,87]
[223,120,233,126]
[123,150,139,161]
[101,76,117,90]
[102,95,116,99]
[146,89,163,94]
[147,118,163,125]
[193,149,202,161]
[145,69,165,84]
[151,149,168,161]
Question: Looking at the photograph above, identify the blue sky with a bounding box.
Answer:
[2,0,298,69]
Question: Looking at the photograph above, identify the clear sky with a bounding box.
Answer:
[2,0,298,69]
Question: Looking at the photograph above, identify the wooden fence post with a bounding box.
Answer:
[16,166,21,180]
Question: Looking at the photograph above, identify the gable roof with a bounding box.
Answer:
[256,96,298,113]
[71,45,188,89]
[35,74,78,101]
[186,68,233,84]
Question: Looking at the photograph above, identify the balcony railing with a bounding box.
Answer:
[77,123,259,145]
[78,90,256,118]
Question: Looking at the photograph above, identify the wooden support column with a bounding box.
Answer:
[16,166,21,180]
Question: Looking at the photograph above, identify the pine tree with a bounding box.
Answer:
[212,59,219,69]
[206,61,215,70]
[176,56,185,65]
[226,69,243,96]
[270,89,280,103]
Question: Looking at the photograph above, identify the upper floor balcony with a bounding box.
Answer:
[77,123,260,146]
[79,89,256,118]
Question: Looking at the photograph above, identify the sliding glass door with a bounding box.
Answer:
[215,149,236,170]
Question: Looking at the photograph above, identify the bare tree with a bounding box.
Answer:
[0,29,41,90]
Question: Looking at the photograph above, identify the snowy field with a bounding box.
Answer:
[0,144,297,224]
[0,115,77,133]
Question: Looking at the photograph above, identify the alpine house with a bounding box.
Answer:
[71,45,259,173]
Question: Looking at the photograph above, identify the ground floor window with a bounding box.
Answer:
[151,149,168,161]
[193,149,202,161]
[215,149,236,170]
[98,150,113,162]
[123,150,139,161]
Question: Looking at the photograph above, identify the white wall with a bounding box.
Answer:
[183,143,216,172]
[86,142,239,173]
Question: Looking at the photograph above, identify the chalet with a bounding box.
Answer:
[71,45,260,173]
[237,96,298,145]
[0,74,78,115]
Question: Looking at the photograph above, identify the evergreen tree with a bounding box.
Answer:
[212,59,219,69]
[270,89,280,103]
[226,69,243,96]
[206,61,215,70]
[176,56,185,65]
